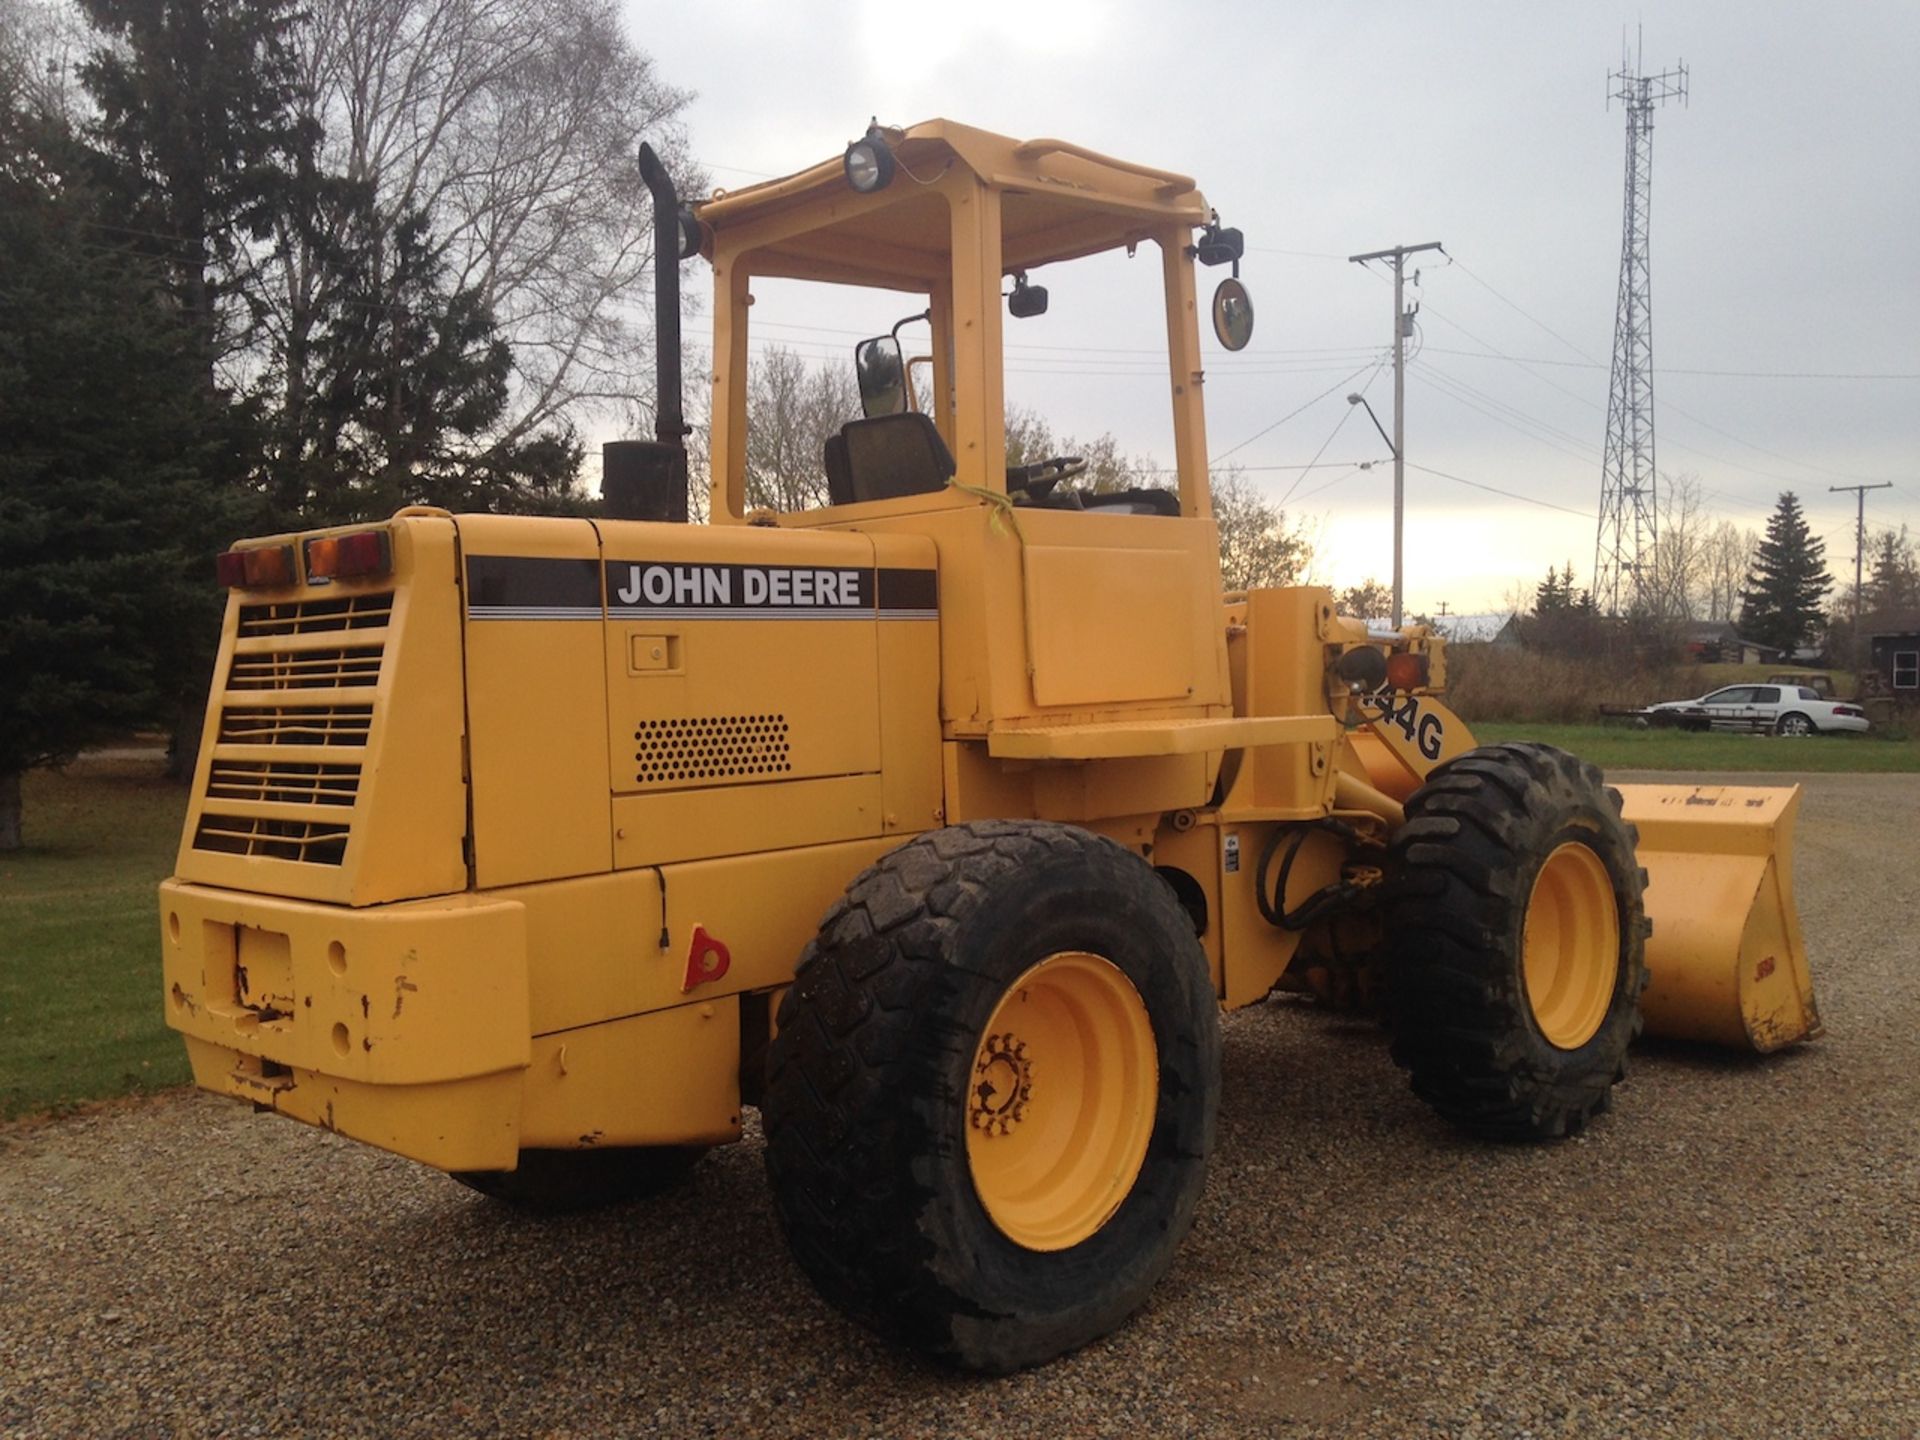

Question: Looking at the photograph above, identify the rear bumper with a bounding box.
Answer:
[160,879,531,1171]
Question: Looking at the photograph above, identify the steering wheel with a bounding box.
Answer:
[1006,455,1088,501]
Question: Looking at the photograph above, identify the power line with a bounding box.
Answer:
[1415,293,1898,512]
[1406,462,1595,520]
[1424,345,1918,381]
[1208,356,1388,466]
[1278,389,1368,506]
[1289,463,1370,505]
[1131,460,1380,476]
[1445,256,1601,365]
[1412,368,1600,466]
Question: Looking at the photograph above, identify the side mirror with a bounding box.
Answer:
[1212,277,1254,351]
[855,335,908,418]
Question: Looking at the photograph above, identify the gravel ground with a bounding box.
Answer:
[4,771,1916,1439]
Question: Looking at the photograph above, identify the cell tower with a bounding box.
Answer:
[1594,38,1688,617]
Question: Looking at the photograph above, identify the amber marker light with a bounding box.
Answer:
[304,530,392,583]
[1385,651,1430,691]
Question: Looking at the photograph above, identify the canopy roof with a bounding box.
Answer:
[693,118,1215,286]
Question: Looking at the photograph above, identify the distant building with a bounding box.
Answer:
[1865,609,1920,698]
[1679,621,1780,666]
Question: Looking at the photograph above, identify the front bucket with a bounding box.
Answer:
[1616,783,1822,1052]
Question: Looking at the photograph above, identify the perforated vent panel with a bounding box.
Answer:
[635,714,791,786]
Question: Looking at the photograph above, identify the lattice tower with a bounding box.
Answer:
[1595,47,1687,616]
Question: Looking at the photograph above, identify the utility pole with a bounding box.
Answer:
[1595,33,1688,617]
[1831,481,1893,665]
[1349,240,1442,630]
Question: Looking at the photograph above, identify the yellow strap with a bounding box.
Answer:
[946,479,1028,544]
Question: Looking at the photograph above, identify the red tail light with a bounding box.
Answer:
[305,530,392,582]
[1834,705,1864,718]
[216,544,296,589]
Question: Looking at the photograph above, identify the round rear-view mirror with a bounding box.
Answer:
[1212,277,1254,351]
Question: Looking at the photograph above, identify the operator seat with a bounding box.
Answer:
[824,413,956,506]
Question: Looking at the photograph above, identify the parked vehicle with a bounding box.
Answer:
[1644,684,1869,735]
[1767,672,1836,698]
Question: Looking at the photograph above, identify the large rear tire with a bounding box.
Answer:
[451,1146,703,1213]
[1383,743,1650,1141]
[763,820,1219,1373]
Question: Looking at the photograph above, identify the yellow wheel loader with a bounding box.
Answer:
[160,120,1819,1371]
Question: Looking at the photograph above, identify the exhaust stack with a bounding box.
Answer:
[604,142,691,523]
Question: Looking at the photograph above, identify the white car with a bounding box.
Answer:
[1643,683,1870,736]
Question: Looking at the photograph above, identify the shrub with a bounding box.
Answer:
[1445,643,1688,726]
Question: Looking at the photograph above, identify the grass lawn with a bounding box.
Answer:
[0,757,192,1120]
[1472,722,1920,773]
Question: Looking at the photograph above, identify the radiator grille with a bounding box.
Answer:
[192,814,352,865]
[193,584,395,875]
[205,760,361,807]
[226,645,383,690]
[635,714,791,785]
[237,592,394,637]
[217,704,374,747]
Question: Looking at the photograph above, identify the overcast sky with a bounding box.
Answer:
[631,0,1918,613]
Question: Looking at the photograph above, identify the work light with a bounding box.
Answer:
[844,123,896,193]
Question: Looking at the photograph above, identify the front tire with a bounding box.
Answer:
[1383,743,1650,1141]
[763,820,1220,1373]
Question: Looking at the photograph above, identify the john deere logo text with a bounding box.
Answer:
[610,562,864,611]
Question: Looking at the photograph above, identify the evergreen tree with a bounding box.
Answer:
[272,197,585,525]
[0,104,232,847]
[78,0,312,381]
[1740,493,1832,653]
[1866,526,1919,616]
[1534,564,1572,614]
[74,0,311,770]
[1526,562,1599,654]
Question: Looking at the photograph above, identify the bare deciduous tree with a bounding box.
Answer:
[1214,469,1313,591]
[0,0,85,123]
[1701,518,1757,623]
[1646,471,1710,620]
[271,0,697,458]
[1003,405,1143,494]
[743,345,858,513]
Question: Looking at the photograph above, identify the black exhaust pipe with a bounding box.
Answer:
[604,142,692,523]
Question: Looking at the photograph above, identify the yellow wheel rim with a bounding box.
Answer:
[1522,841,1620,1049]
[965,951,1158,1252]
